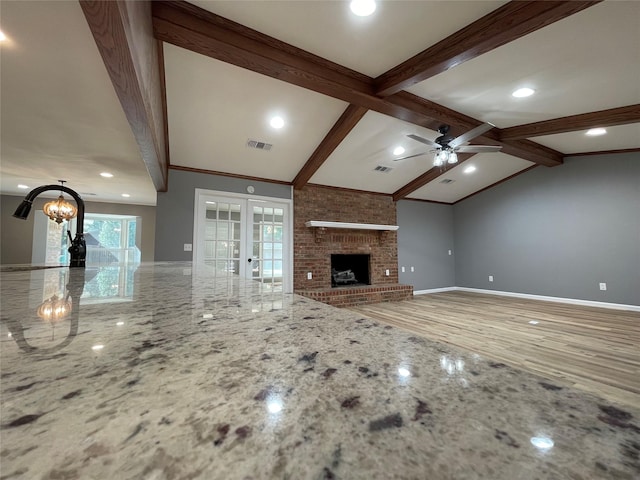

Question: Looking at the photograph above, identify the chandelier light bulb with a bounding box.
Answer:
[43,195,77,224]
[42,180,78,224]
[448,152,458,164]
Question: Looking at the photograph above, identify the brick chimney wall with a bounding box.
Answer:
[294,185,399,292]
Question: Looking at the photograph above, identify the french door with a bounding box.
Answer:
[193,189,291,292]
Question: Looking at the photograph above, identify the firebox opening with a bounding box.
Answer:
[331,254,370,287]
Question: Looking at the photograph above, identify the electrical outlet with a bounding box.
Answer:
[385,269,390,276]
[307,272,312,280]
[489,275,494,282]
[410,266,415,272]
[448,250,452,256]
[599,282,607,291]
[184,243,192,252]
[401,266,405,273]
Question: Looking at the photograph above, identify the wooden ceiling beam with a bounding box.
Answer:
[151,1,562,167]
[81,0,168,192]
[392,154,475,202]
[500,104,640,140]
[375,1,602,97]
[292,105,368,190]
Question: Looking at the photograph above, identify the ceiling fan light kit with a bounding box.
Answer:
[401,123,502,168]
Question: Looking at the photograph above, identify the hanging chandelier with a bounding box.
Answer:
[42,180,78,224]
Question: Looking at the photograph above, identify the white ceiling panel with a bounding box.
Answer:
[190,0,506,77]
[406,1,640,129]
[409,153,534,204]
[0,1,156,205]
[309,111,441,193]
[164,44,348,182]
[533,123,640,154]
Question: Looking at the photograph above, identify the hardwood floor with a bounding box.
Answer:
[349,291,640,407]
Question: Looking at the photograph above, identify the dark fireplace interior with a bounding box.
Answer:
[331,254,370,287]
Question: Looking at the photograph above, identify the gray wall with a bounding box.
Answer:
[155,169,292,260]
[397,200,455,290]
[1,195,156,264]
[453,152,640,306]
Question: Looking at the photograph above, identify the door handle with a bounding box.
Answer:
[247,258,252,263]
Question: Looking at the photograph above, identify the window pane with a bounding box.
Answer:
[274,261,283,276]
[216,241,228,258]
[232,223,241,240]
[127,221,137,247]
[230,260,239,274]
[216,260,227,272]
[263,225,273,241]
[217,223,230,240]
[273,225,283,242]
[231,241,240,259]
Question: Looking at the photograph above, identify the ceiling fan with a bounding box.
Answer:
[395,123,501,167]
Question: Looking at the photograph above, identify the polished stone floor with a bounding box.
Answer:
[1,263,639,479]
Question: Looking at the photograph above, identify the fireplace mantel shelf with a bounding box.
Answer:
[305,221,399,231]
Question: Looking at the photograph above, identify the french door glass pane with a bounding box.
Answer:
[251,204,284,290]
[204,201,242,274]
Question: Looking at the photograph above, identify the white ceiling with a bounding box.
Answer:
[0,1,157,205]
[164,44,348,182]
[1,0,638,207]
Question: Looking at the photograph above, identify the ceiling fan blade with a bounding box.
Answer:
[456,145,502,153]
[393,152,428,161]
[407,134,439,149]
[449,123,496,148]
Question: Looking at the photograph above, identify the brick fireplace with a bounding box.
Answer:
[294,185,412,307]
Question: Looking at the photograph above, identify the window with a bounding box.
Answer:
[44,214,140,265]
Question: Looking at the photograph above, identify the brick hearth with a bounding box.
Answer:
[294,185,413,307]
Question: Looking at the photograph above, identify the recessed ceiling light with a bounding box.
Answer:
[463,166,476,174]
[512,87,535,98]
[100,172,114,178]
[92,344,104,351]
[121,193,130,198]
[586,128,607,136]
[269,116,285,129]
[0,31,7,42]
[350,0,376,16]
[393,146,405,156]
[17,184,29,189]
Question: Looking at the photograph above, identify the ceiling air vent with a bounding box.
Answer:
[439,178,455,184]
[373,165,393,173]
[247,139,273,151]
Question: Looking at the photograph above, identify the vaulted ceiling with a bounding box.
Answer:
[1,0,639,206]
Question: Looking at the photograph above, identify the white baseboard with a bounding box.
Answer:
[414,286,640,312]
[413,287,457,295]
